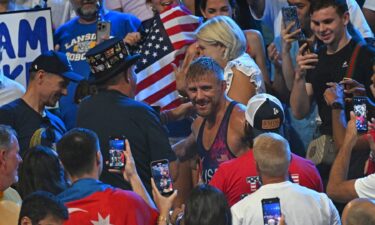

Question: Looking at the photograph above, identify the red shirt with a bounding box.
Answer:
[210,150,323,206]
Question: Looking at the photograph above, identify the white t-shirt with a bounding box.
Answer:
[104,0,153,22]
[224,53,265,95]
[249,0,287,36]
[0,75,25,107]
[231,181,341,225]
[355,173,375,199]
[13,0,76,29]
[249,0,374,38]
[364,0,375,11]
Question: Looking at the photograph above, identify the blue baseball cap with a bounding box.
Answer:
[31,50,83,82]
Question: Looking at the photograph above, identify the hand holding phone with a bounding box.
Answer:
[150,159,174,196]
[109,136,126,170]
[262,197,281,225]
[282,6,304,42]
[353,96,368,133]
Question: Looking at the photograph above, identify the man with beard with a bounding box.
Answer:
[54,0,141,129]
[176,57,248,184]
[0,51,82,154]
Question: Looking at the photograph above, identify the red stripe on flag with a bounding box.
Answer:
[144,82,176,105]
[165,23,199,37]
[161,9,192,23]
[135,6,199,108]
[136,65,173,94]
[135,54,184,94]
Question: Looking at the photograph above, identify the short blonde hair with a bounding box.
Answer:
[253,133,291,178]
[196,16,246,61]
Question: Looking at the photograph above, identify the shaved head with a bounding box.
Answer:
[342,198,375,225]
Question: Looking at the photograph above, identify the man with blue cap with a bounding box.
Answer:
[0,50,83,154]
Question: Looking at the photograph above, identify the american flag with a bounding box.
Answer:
[246,176,261,192]
[134,5,201,110]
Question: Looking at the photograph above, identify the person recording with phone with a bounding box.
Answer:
[270,0,373,155]
[324,77,375,203]
[56,128,158,224]
[290,0,375,188]
[327,109,375,202]
[268,0,319,154]
[231,133,340,225]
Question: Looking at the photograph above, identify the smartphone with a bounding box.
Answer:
[96,21,111,44]
[150,159,174,196]
[282,6,305,42]
[262,197,281,225]
[353,96,368,133]
[108,136,125,170]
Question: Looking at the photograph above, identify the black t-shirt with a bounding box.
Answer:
[77,90,176,195]
[0,98,66,154]
[306,39,375,135]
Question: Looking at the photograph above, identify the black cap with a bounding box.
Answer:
[30,50,83,82]
[86,37,141,85]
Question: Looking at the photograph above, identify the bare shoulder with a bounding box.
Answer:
[230,103,247,128]
[244,29,263,42]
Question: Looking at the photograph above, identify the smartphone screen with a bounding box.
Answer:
[262,197,281,225]
[96,21,111,44]
[282,6,305,42]
[150,159,174,196]
[353,97,368,133]
[109,136,125,169]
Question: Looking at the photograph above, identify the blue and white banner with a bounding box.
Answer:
[0,8,53,87]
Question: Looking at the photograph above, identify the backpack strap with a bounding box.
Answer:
[345,43,362,79]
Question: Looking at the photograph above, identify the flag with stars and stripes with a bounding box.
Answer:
[134,5,201,110]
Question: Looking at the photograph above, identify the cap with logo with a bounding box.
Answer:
[245,93,284,134]
[86,37,141,85]
[30,50,83,82]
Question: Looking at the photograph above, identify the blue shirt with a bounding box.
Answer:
[54,11,141,129]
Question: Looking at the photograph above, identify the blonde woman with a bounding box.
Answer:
[193,16,265,105]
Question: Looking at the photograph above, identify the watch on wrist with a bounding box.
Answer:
[331,101,344,110]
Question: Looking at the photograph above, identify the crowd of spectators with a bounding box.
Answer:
[1,0,375,224]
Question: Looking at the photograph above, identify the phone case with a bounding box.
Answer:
[150,159,174,196]
[353,97,368,133]
[282,6,305,41]
[96,21,111,44]
[262,197,281,225]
